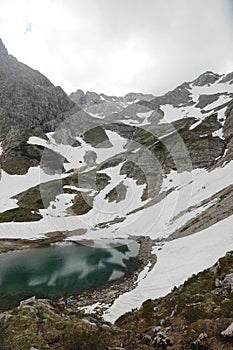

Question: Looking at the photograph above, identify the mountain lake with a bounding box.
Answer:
[0,240,139,309]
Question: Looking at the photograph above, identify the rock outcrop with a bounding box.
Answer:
[0,38,78,174]
[221,322,233,338]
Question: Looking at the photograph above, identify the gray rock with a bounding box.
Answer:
[0,38,8,56]
[69,89,86,105]
[141,333,152,345]
[215,278,222,288]
[219,72,233,84]
[140,82,193,109]
[195,93,222,109]
[193,332,207,346]
[192,71,220,87]
[70,89,155,111]
[0,39,78,174]
[218,273,233,293]
[124,92,154,103]
[154,331,171,347]
[221,322,233,337]
[0,313,12,323]
[20,296,36,306]
[153,306,159,312]
[83,150,97,167]
[152,326,161,332]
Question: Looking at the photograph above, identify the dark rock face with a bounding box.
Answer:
[0,39,8,56]
[69,89,155,108]
[0,134,43,175]
[70,89,102,106]
[222,101,233,161]
[192,71,220,86]
[223,100,233,140]
[0,41,77,138]
[195,93,221,109]
[140,82,193,109]
[0,39,79,174]
[69,89,86,105]
[219,72,233,84]
[124,92,154,102]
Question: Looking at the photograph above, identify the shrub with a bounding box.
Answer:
[61,331,107,350]
[183,306,210,323]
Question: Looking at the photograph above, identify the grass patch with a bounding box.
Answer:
[70,193,92,215]
[60,331,108,350]
[0,207,42,222]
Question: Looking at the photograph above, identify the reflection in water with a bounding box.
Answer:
[0,241,139,305]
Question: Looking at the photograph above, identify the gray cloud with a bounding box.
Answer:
[0,0,233,95]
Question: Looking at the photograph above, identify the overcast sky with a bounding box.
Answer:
[0,0,233,95]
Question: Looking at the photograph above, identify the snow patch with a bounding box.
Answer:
[104,215,233,323]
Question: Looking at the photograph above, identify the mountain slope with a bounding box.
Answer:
[1,39,233,338]
[0,39,79,174]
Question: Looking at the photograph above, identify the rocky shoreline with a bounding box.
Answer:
[0,232,65,254]
[58,236,157,318]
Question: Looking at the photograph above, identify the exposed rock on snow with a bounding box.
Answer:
[221,322,233,337]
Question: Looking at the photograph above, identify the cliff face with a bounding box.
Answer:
[0,39,78,174]
[0,39,78,136]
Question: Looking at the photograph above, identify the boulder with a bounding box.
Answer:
[221,322,233,337]
[193,332,207,346]
[154,331,171,348]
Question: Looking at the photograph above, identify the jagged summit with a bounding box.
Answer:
[69,89,155,114]
[0,38,8,56]
[192,70,221,86]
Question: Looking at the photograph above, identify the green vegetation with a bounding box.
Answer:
[116,251,233,349]
[60,331,107,350]
[12,141,43,161]
[99,157,123,170]
[70,192,92,215]
[1,141,43,175]
[17,179,64,209]
[0,207,42,222]
[96,172,111,191]
[0,301,107,350]
[105,187,118,202]
[0,171,90,222]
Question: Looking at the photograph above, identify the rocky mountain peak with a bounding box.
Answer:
[124,92,154,102]
[70,89,155,109]
[0,38,8,56]
[193,71,221,86]
[69,89,85,105]
[219,71,233,84]
[85,91,101,104]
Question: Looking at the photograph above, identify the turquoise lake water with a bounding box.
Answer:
[0,241,139,309]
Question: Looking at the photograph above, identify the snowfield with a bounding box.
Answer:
[0,167,68,213]
[103,214,233,322]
